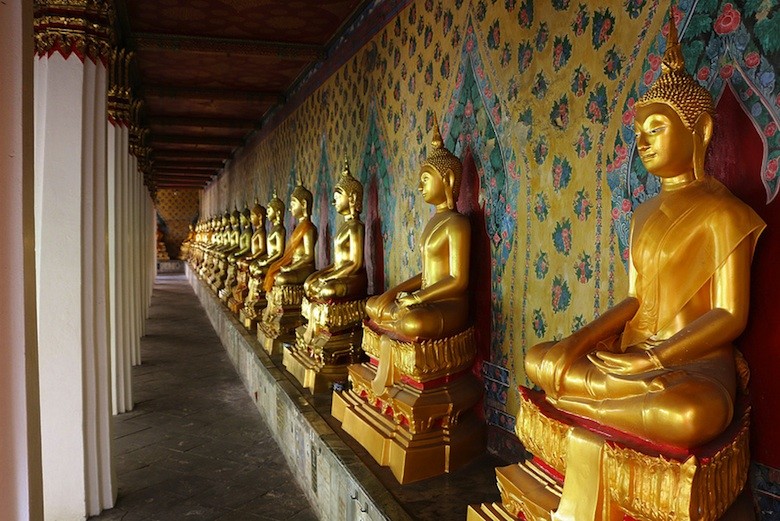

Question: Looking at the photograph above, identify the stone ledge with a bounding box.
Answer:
[187,265,414,521]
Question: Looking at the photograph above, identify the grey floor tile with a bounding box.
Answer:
[90,275,316,520]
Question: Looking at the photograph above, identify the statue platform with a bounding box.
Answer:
[467,387,751,521]
[332,322,485,484]
[257,284,306,356]
[226,268,251,314]
[283,296,368,394]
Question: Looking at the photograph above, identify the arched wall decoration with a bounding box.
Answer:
[315,136,335,268]
[609,0,780,269]
[441,18,522,433]
[358,99,394,293]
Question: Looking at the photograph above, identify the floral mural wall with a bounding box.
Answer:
[201,0,780,474]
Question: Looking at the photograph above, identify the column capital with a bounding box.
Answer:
[33,0,115,64]
[108,48,133,125]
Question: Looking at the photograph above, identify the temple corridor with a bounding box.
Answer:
[89,274,316,521]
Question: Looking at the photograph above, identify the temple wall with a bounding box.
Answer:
[155,188,199,259]
[202,0,780,502]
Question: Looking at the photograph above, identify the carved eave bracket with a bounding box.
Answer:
[33,0,115,65]
[108,48,134,126]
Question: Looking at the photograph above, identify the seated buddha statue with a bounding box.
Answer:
[525,21,765,450]
[365,117,470,341]
[219,206,253,298]
[263,183,317,291]
[241,194,286,326]
[304,158,368,302]
[258,183,318,351]
[470,21,766,521]
[249,193,285,280]
[228,201,267,313]
[285,159,369,393]
[334,118,483,484]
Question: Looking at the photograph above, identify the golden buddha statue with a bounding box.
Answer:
[240,193,286,329]
[257,183,318,354]
[364,120,470,340]
[179,223,195,260]
[303,159,368,302]
[284,159,369,393]
[333,117,483,484]
[469,21,764,521]
[209,208,242,292]
[228,200,267,315]
[219,206,253,300]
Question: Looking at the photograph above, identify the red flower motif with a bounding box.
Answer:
[765,122,777,137]
[714,3,741,35]
[648,54,661,72]
[621,198,631,212]
[697,67,710,81]
[720,64,735,79]
[644,69,655,86]
[766,158,778,181]
[745,52,760,68]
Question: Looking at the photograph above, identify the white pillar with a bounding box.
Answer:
[0,2,44,520]
[34,48,114,520]
[109,120,133,414]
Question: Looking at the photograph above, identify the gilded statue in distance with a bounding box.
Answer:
[304,158,368,303]
[333,117,483,484]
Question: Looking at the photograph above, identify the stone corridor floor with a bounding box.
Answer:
[89,274,317,521]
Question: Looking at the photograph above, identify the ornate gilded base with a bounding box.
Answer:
[474,387,751,521]
[283,324,365,394]
[332,361,484,484]
[282,297,368,394]
[331,324,484,484]
[257,284,306,354]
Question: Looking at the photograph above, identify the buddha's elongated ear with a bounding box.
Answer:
[693,112,713,180]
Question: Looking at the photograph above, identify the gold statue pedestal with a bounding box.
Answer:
[332,322,484,484]
[257,284,306,356]
[283,296,368,394]
[226,266,250,314]
[218,261,238,303]
[467,387,751,521]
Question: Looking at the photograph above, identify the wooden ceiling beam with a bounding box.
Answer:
[150,134,242,147]
[143,86,283,104]
[154,159,225,169]
[148,116,257,130]
[155,165,220,173]
[153,150,229,160]
[133,32,324,60]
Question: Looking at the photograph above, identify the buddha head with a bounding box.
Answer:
[334,157,363,216]
[230,207,241,229]
[267,190,285,224]
[635,19,714,180]
[250,199,266,228]
[290,182,313,219]
[420,114,462,210]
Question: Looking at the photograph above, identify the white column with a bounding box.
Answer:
[0,3,43,520]
[34,50,114,519]
[109,121,133,414]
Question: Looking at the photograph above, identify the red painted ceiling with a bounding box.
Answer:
[117,0,368,189]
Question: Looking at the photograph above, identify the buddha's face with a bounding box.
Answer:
[266,206,276,223]
[634,102,694,179]
[290,196,305,218]
[333,188,350,214]
[419,165,447,205]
